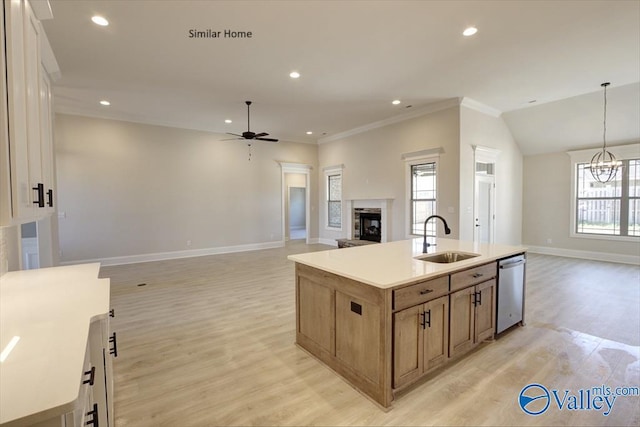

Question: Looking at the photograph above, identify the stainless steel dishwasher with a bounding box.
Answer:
[497,254,526,334]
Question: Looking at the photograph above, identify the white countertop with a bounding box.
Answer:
[288,238,527,289]
[0,263,110,426]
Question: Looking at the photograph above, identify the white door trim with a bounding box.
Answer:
[472,146,500,244]
[279,162,312,244]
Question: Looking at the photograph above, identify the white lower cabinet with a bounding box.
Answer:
[28,316,116,427]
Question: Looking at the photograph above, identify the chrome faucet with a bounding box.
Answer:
[423,215,451,253]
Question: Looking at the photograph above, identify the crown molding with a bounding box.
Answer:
[460,97,503,118]
[318,98,461,144]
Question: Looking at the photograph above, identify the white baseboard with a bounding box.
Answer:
[316,238,339,247]
[61,241,286,267]
[527,245,640,265]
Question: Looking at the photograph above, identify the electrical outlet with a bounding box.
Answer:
[186,240,192,246]
[546,238,553,244]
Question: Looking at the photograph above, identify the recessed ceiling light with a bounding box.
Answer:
[289,71,301,79]
[99,100,110,106]
[463,27,478,36]
[306,131,313,135]
[91,16,109,26]
[392,100,401,105]
[225,119,232,123]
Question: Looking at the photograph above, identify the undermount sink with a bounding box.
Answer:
[415,251,480,264]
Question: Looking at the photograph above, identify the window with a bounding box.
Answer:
[575,158,640,237]
[325,167,342,229]
[410,162,437,235]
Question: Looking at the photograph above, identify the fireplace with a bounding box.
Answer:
[353,208,382,243]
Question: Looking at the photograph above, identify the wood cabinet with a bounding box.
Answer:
[336,291,381,384]
[297,275,335,355]
[294,257,504,408]
[393,294,448,388]
[295,263,391,407]
[1,0,56,226]
[449,278,496,359]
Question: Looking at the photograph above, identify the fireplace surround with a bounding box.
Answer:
[344,199,393,243]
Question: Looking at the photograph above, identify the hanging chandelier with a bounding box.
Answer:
[589,82,620,183]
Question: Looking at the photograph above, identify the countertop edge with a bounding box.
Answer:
[288,239,527,290]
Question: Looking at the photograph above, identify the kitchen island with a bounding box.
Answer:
[288,238,526,408]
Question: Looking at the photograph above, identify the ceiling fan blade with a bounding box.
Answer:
[220,137,243,141]
[253,132,268,138]
[226,132,243,137]
[256,137,279,142]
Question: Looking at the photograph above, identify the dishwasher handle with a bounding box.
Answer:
[500,259,525,269]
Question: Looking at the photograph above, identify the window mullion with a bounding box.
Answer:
[620,159,630,236]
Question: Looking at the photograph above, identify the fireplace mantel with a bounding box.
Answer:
[344,199,394,243]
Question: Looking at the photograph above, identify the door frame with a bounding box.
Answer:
[472,146,500,244]
[474,175,495,244]
[279,162,312,244]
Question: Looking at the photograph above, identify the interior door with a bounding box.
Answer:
[474,175,495,244]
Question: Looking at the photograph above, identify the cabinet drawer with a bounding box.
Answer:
[393,276,449,311]
[450,262,496,292]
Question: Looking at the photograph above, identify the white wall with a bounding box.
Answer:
[318,106,461,243]
[459,105,523,245]
[523,151,639,258]
[54,114,318,263]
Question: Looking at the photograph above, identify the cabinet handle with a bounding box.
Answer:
[472,273,484,279]
[86,403,99,426]
[32,183,45,207]
[46,189,53,207]
[478,290,482,306]
[424,309,431,328]
[109,332,118,358]
[83,366,95,386]
[420,312,426,329]
[472,291,478,306]
[109,308,115,318]
[419,289,433,295]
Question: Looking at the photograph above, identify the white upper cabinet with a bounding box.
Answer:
[1,0,57,226]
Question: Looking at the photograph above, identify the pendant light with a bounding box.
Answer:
[589,82,620,183]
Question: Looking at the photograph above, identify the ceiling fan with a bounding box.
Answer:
[225,101,279,143]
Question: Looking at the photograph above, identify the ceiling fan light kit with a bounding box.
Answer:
[588,82,621,184]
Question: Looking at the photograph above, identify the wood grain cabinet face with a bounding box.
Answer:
[449,279,496,359]
[393,276,449,311]
[335,292,381,384]
[474,279,496,343]
[297,276,335,354]
[449,286,476,359]
[393,295,449,388]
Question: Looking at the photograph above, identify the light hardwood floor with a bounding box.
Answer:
[100,242,640,426]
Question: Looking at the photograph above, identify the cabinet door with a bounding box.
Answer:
[3,0,35,222]
[39,68,54,212]
[297,276,334,354]
[423,295,449,373]
[449,286,475,359]
[23,0,43,201]
[474,279,496,343]
[393,304,422,388]
[335,291,381,384]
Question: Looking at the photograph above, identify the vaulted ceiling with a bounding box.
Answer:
[41,0,640,155]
